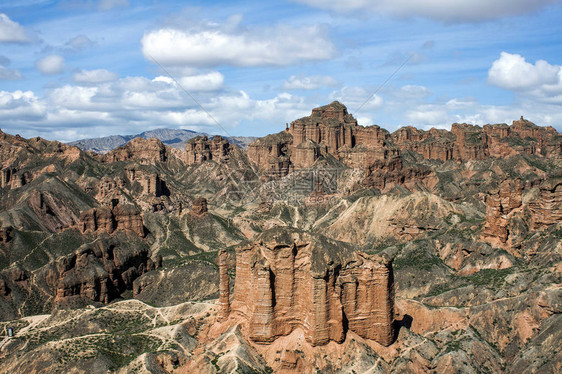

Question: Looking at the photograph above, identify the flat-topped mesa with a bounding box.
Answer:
[185,135,231,164]
[103,137,167,164]
[224,227,395,347]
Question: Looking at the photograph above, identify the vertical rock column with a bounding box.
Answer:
[218,249,230,321]
[249,260,275,343]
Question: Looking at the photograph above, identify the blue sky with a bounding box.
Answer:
[0,0,561,141]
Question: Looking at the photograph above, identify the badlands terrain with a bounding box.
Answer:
[0,101,560,373]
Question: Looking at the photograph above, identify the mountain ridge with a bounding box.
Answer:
[68,127,256,153]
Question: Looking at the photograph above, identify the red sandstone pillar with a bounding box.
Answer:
[218,249,230,321]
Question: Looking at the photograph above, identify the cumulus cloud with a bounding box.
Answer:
[0,90,45,121]
[282,75,339,90]
[142,20,336,67]
[0,13,30,43]
[35,54,65,75]
[488,52,560,90]
[73,69,118,84]
[488,52,562,104]
[293,0,561,22]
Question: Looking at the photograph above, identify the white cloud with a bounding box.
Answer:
[488,52,562,105]
[488,52,559,90]
[0,90,45,120]
[154,71,225,92]
[35,54,65,75]
[73,69,118,84]
[141,21,336,67]
[293,0,561,22]
[282,75,339,90]
[0,13,30,43]
[98,0,129,11]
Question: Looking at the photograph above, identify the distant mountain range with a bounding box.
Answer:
[67,128,256,153]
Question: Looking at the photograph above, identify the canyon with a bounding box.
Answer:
[0,101,560,373]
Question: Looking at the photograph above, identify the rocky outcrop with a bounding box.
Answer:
[225,227,395,347]
[191,197,208,216]
[79,202,145,237]
[247,131,294,178]
[481,179,523,244]
[529,177,562,229]
[103,137,167,164]
[28,191,81,232]
[0,227,12,244]
[218,249,230,320]
[125,168,166,197]
[185,135,232,164]
[42,237,158,306]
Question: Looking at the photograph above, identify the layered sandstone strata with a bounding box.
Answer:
[247,103,561,178]
[79,202,145,237]
[185,135,231,164]
[529,177,562,229]
[43,237,158,306]
[482,179,523,243]
[103,137,167,163]
[222,227,395,347]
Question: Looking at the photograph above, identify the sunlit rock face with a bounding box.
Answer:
[222,227,395,347]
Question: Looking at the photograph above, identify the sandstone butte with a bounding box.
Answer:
[245,101,561,178]
[218,227,395,347]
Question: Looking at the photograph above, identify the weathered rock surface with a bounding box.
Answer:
[185,135,232,164]
[225,227,395,347]
[102,137,167,163]
[79,202,145,237]
[190,197,208,216]
[39,235,157,307]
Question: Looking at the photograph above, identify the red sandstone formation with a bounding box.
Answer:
[218,249,230,321]
[191,197,208,216]
[103,137,167,164]
[482,179,523,244]
[125,168,165,197]
[28,191,80,232]
[185,135,231,164]
[223,227,395,347]
[247,103,561,180]
[247,131,294,178]
[529,177,562,229]
[79,202,145,237]
[42,238,158,306]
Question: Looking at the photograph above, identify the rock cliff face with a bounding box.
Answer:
[247,103,561,181]
[247,131,294,178]
[79,202,145,237]
[185,135,231,164]
[529,177,562,229]
[224,227,395,347]
[102,137,167,163]
[41,236,157,307]
[481,179,522,244]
